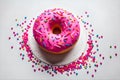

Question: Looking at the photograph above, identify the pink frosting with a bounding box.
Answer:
[33,8,80,53]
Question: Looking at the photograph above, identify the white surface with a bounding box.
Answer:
[28,23,87,65]
[0,0,120,80]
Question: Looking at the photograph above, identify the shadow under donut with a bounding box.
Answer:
[36,43,73,65]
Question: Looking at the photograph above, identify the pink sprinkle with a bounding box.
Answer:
[95,40,97,43]
[101,36,103,39]
[20,53,22,56]
[85,11,87,14]
[100,62,102,65]
[92,74,94,77]
[114,45,117,49]
[38,68,40,71]
[52,74,54,77]
[87,71,89,74]
[86,22,89,25]
[11,46,13,49]
[49,72,51,74]
[34,69,36,72]
[99,54,102,57]
[30,20,33,22]
[94,69,97,72]
[11,27,13,30]
[22,22,24,25]
[22,57,24,60]
[115,53,117,56]
[33,18,35,20]
[102,57,104,60]
[41,69,43,72]
[24,21,26,23]
[32,65,34,68]
[8,37,11,40]
[91,29,94,32]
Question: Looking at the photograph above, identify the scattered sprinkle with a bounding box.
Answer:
[8,10,119,78]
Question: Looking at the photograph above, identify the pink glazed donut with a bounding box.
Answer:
[33,8,80,54]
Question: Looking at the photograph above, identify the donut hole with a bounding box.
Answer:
[52,24,61,34]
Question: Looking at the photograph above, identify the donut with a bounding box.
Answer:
[33,8,80,54]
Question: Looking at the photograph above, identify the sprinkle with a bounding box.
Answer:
[63,39,67,42]
[101,36,103,39]
[11,46,13,49]
[68,22,71,26]
[87,71,89,74]
[90,24,92,27]
[114,45,117,49]
[34,69,36,72]
[24,17,27,19]
[94,69,97,72]
[8,37,11,40]
[85,11,87,14]
[99,54,102,57]
[32,65,34,68]
[17,24,19,26]
[109,56,112,59]
[91,74,94,77]
[11,27,13,30]
[97,49,99,51]
[100,62,102,65]
[87,15,89,17]
[42,42,46,48]
[76,73,78,76]
[102,57,105,60]
[96,34,99,38]
[38,68,40,71]
[65,44,72,47]
[110,45,112,48]
[115,53,117,56]
[22,57,24,60]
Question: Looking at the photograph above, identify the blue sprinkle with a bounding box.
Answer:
[80,65,82,69]
[68,22,70,26]
[43,42,46,48]
[22,54,25,56]
[16,33,19,35]
[97,48,99,51]
[65,44,71,47]
[87,15,89,17]
[24,17,27,19]
[35,63,37,65]
[17,24,19,26]
[53,70,57,74]
[17,38,19,40]
[82,21,86,24]
[90,24,92,27]
[96,34,99,37]
[63,39,67,42]
[68,28,71,31]
[76,73,78,76]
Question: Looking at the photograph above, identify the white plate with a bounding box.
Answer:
[28,23,88,65]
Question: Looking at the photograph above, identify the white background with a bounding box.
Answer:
[0,0,120,80]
